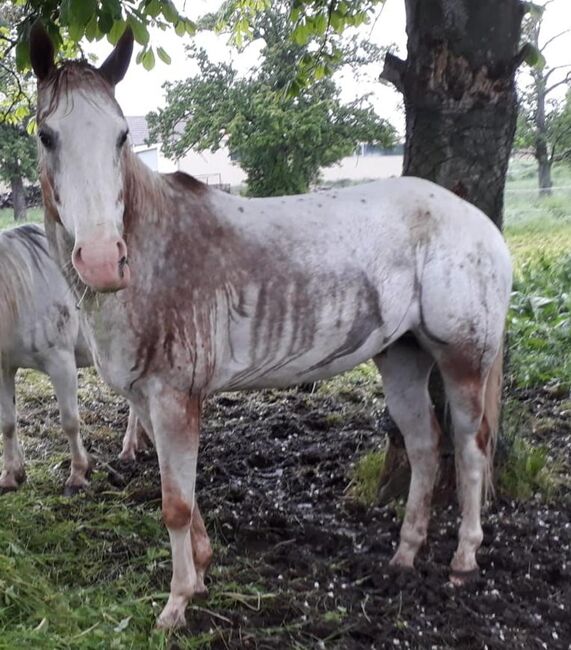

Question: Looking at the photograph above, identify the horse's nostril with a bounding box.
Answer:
[74,246,83,264]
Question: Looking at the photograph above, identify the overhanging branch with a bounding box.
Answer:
[379,52,406,94]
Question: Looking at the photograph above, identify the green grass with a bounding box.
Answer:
[503,162,571,390]
[0,207,43,231]
[348,450,386,506]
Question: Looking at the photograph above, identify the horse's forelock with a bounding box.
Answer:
[37,62,117,123]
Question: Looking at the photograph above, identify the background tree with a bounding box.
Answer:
[377,0,527,501]
[148,6,395,196]
[515,2,571,195]
[1,4,37,221]
[0,123,36,221]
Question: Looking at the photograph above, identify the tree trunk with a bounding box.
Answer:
[10,171,27,222]
[537,152,553,196]
[377,0,524,504]
[535,83,553,196]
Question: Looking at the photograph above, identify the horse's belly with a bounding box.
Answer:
[218,323,389,391]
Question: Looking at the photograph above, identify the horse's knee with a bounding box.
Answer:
[61,413,80,436]
[162,492,192,530]
[1,417,16,439]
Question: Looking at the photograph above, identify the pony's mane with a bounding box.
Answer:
[0,226,47,352]
[38,61,117,122]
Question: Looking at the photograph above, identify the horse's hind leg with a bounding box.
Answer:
[45,352,91,495]
[374,336,441,568]
[0,368,26,491]
[118,405,150,462]
[439,359,494,583]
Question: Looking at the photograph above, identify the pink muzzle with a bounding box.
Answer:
[72,237,130,292]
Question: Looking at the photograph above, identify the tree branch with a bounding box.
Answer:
[544,63,571,83]
[545,72,571,96]
[540,28,571,53]
[379,52,406,94]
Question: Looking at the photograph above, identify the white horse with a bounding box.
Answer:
[30,24,512,628]
[0,224,92,494]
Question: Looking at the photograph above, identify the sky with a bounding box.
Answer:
[89,0,571,137]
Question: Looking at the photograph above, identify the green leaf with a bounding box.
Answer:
[107,19,126,45]
[98,11,114,35]
[70,0,97,27]
[68,20,85,42]
[85,13,100,41]
[127,14,150,45]
[157,46,171,65]
[161,0,178,23]
[174,20,185,37]
[523,43,546,69]
[145,0,162,19]
[141,48,155,71]
[15,40,29,71]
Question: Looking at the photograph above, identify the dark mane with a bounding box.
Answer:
[38,61,117,123]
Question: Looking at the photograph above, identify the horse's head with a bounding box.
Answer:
[30,22,134,292]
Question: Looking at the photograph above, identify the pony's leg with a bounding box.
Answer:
[118,405,150,462]
[439,366,489,582]
[0,368,26,490]
[45,352,91,495]
[191,502,212,596]
[149,387,202,629]
[375,338,440,568]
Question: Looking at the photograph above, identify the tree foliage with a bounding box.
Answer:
[0,122,36,184]
[516,2,571,190]
[148,5,395,197]
[0,4,37,219]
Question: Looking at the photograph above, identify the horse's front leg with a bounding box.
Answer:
[46,351,91,495]
[150,385,203,629]
[0,368,26,491]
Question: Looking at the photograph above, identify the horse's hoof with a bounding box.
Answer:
[0,483,20,495]
[389,552,416,570]
[156,607,186,629]
[0,469,26,493]
[193,587,209,601]
[448,567,480,586]
[63,483,87,497]
[118,451,136,464]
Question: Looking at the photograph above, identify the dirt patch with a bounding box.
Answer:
[12,371,571,649]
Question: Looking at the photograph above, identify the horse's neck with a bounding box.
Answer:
[123,150,169,233]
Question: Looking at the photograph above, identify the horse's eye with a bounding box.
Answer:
[39,129,53,149]
[118,130,129,148]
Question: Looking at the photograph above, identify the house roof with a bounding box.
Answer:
[126,116,151,147]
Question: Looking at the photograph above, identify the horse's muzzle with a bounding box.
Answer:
[72,237,131,292]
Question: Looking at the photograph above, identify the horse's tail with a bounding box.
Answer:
[481,337,504,503]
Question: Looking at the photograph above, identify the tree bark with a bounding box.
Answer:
[10,171,27,222]
[377,0,524,503]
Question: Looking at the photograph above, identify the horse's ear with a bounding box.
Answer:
[99,26,134,86]
[29,21,55,81]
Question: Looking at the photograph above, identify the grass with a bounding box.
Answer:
[496,397,566,501]
[0,207,43,232]
[504,161,571,391]
[348,450,386,506]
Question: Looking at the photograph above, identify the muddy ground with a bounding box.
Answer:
[11,369,571,649]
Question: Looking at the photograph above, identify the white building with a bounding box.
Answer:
[126,116,403,190]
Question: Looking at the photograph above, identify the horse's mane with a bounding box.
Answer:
[38,61,116,123]
[0,226,47,352]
